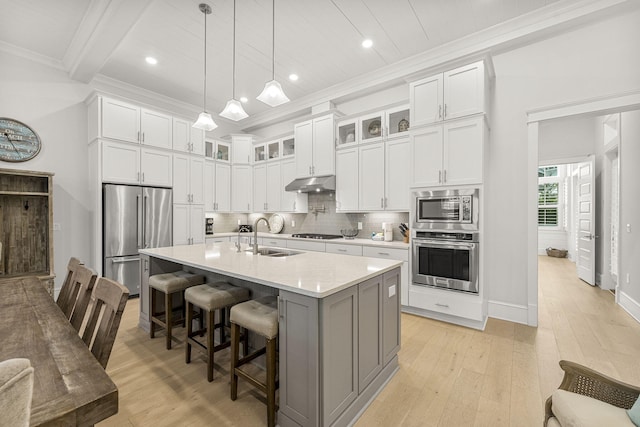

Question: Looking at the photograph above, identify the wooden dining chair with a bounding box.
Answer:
[68,266,98,333]
[56,257,82,315]
[81,277,129,369]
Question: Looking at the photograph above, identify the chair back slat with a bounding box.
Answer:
[56,257,82,314]
[81,277,129,369]
[69,267,98,333]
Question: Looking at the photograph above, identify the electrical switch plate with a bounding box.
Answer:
[357,222,363,230]
[627,273,630,284]
[627,224,631,233]
[388,285,396,298]
[53,223,61,231]
[291,220,295,227]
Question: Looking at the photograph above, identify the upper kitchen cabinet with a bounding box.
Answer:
[231,164,252,212]
[231,135,252,164]
[336,118,358,148]
[281,159,308,213]
[101,140,172,187]
[410,61,487,128]
[410,116,486,187]
[173,118,204,155]
[94,97,172,149]
[205,139,230,162]
[173,154,204,205]
[294,113,335,178]
[360,111,385,144]
[336,105,409,148]
[282,135,295,158]
[385,105,411,139]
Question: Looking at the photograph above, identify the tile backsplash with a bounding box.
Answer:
[209,193,409,241]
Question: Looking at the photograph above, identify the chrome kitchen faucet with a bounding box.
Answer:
[253,217,271,254]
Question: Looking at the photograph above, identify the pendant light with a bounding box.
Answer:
[193,3,218,131]
[219,0,248,121]
[256,0,289,107]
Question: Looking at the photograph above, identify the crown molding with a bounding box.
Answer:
[239,0,637,132]
[0,40,65,71]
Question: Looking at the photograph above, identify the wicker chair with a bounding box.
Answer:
[545,360,640,426]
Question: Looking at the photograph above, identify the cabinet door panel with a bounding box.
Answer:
[189,205,205,244]
[281,160,307,213]
[173,154,189,204]
[359,143,385,211]
[190,127,204,155]
[204,161,215,211]
[172,118,190,152]
[443,62,484,120]
[444,117,483,186]
[266,162,281,212]
[141,109,172,149]
[102,99,140,143]
[231,165,252,212]
[189,157,205,204]
[294,120,313,178]
[172,204,189,245]
[385,139,410,210]
[312,115,335,176]
[336,148,359,212]
[358,276,382,393]
[253,164,267,212]
[215,163,231,212]
[102,141,140,184]
[410,125,443,187]
[410,74,443,127]
[382,269,400,365]
[141,148,172,187]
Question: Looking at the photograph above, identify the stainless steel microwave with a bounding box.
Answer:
[412,188,479,231]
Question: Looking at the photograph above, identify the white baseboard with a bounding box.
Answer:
[619,291,640,324]
[487,300,529,325]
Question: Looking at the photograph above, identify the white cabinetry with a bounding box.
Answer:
[173,154,204,204]
[173,204,204,245]
[214,162,231,212]
[385,138,410,210]
[294,114,335,178]
[359,143,385,211]
[204,160,215,212]
[231,135,252,164]
[140,109,172,149]
[336,148,359,212]
[281,159,308,213]
[362,246,409,306]
[410,116,485,187]
[173,118,204,155]
[231,164,252,212]
[253,159,282,212]
[102,140,172,187]
[99,98,172,148]
[410,61,486,128]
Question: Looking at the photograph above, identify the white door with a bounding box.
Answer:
[101,98,140,143]
[312,114,335,176]
[385,138,410,210]
[336,148,359,212]
[266,162,282,212]
[443,61,484,120]
[577,156,596,285]
[172,118,191,153]
[173,154,189,204]
[102,140,140,184]
[140,109,172,149]
[294,120,313,178]
[409,74,443,127]
[253,164,267,212]
[444,116,483,186]
[215,162,231,212]
[232,165,252,212]
[190,127,204,155]
[359,143,385,211]
[189,205,205,244]
[204,161,215,211]
[189,157,205,205]
[173,204,190,245]
[410,125,442,187]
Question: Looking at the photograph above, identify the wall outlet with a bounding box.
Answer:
[357,222,363,230]
[53,223,61,231]
[627,273,630,284]
[291,220,295,227]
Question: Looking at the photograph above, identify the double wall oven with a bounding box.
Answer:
[411,188,479,294]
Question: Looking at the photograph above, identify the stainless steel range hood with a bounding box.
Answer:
[285,175,335,193]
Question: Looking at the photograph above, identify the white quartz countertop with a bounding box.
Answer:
[207,232,410,250]
[140,242,402,298]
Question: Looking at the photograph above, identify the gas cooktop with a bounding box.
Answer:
[291,233,343,240]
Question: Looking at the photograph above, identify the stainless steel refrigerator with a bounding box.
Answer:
[103,184,172,296]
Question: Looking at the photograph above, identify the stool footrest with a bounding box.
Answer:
[237,347,266,367]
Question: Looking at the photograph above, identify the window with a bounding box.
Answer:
[538,166,563,228]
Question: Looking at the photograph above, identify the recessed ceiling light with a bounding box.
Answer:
[240,97,248,103]
[145,56,158,65]
[289,74,299,81]
[362,39,373,48]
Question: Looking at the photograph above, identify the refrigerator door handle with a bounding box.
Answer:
[143,195,149,248]
[111,256,139,264]
[136,194,142,249]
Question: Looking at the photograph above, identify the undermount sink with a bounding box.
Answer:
[245,247,302,257]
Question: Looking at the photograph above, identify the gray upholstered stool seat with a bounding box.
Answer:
[185,282,250,382]
[229,296,278,339]
[149,271,205,350]
[230,295,279,427]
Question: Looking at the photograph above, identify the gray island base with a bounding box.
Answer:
[139,242,402,427]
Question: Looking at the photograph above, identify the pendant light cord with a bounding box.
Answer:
[203,6,208,112]
[271,0,275,80]
[232,0,236,99]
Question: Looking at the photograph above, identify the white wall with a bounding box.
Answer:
[0,52,93,294]
[538,116,596,162]
[619,110,640,307]
[487,9,640,315]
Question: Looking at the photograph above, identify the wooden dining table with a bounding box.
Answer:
[0,276,118,426]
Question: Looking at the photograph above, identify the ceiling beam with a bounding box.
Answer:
[64,0,154,83]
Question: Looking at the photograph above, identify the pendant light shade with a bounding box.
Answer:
[219,0,248,121]
[257,0,289,107]
[193,3,218,131]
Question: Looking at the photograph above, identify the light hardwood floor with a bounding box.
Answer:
[98,256,640,426]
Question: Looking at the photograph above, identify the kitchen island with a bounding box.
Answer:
[139,242,402,427]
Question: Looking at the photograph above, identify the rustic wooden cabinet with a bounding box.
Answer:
[0,169,54,295]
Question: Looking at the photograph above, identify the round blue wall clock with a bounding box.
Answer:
[0,118,42,162]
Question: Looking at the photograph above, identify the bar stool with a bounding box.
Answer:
[185,282,250,382]
[229,295,279,427]
[149,271,205,350]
